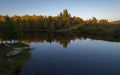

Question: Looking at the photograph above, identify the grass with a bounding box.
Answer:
[0,43,31,75]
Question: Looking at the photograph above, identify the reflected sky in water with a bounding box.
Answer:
[20,39,120,75]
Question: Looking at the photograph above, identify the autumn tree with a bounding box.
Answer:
[61,9,72,28]
[0,10,112,32]
[91,17,97,24]
[99,19,108,24]
[72,16,84,24]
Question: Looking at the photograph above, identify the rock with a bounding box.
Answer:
[6,49,23,57]
[13,47,31,50]
[6,46,31,57]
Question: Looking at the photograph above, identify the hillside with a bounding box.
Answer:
[110,20,120,24]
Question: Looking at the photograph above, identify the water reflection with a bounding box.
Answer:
[20,38,120,75]
[0,31,120,75]
[0,31,120,48]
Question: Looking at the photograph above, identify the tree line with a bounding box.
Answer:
[0,9,109,31]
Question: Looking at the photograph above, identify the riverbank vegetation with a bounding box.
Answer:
[0,43,30,75]
[0,9,120,36]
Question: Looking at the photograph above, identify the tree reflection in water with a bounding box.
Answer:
[0,31,120,48]
[0,31,120,75]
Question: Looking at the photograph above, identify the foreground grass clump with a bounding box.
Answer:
[0,43,30,75]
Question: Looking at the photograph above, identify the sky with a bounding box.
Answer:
[0,0,120,21]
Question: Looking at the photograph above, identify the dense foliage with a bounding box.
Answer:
[0,9,119,36]
[0,9,109,30]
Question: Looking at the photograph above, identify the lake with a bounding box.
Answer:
[20,37,120,75]
[0,32,120,75]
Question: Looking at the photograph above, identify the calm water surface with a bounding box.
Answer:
[20,38,120,75]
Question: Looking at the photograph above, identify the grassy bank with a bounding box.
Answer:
[0,43,30,75]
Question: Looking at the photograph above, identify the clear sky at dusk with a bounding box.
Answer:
[0,0,120,21]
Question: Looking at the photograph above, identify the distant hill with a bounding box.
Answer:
[110,20,120,24]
